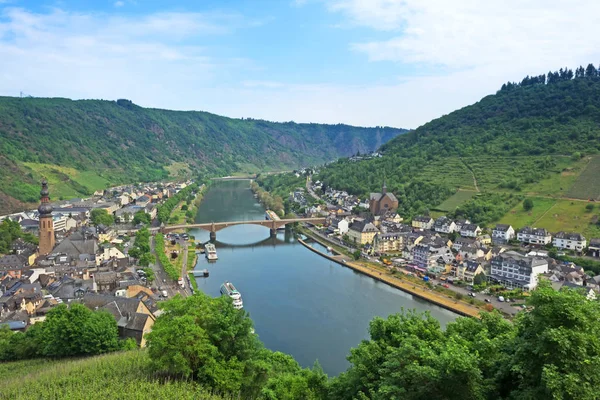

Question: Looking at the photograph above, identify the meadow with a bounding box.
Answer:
[566,156,600,200]
[434,190,478,212]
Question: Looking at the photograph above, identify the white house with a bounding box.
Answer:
[492,224,515,244]
[460,223,481,238]
[433,216,456,234]
[517,227,552,245]
[553,232,587,252]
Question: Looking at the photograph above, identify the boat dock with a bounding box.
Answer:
[191,269,210,277]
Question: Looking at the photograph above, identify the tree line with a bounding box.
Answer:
[501,63,600,91]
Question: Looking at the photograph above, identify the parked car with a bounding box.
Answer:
[442,284,449,288]
[469,292,476,297]
[498,296,505,302]
[485,298,491,303]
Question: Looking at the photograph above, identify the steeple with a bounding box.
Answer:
[382,177,387,195]
[38,179,55,255]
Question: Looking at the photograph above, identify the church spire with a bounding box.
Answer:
[382,176,387,194]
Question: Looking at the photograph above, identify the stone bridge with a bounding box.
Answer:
[155,217,326,240]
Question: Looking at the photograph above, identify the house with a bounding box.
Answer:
[51,230,98,262]
[328,217,349,235]
[433,216,456,234]
[412,215,434,230]
[517,227,552,245]
[0,255,30,279]
[489,251,548,290]
[589,239,600,258]
[79,293,155,347]
[136,195,151,208]
[95,246,127,266]
[454,219,471,232]
[347,219,379,245]
[460,223,481,238]
[412,239,453,271]
[369,181,399,215]
[552,232,587,252]
[452,237,476,251]
[94,271,118,293]
[492,224,515,244]
[452,260,485,283]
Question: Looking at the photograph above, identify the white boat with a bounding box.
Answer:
[205,243,218,261]
[220,281,243,309]
[327,246,333,252]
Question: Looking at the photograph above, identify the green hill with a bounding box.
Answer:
[316,65,600,233]
[0,97,405,214]
[0,350,226,399]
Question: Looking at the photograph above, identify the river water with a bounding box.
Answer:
[191,180,457,376]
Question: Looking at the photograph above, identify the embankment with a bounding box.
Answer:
[297,237,480,318]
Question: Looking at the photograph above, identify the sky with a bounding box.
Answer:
[1,0,600,129]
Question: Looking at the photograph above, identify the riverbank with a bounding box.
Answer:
[298,233,481,318]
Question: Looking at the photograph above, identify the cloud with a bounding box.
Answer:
[114,1,125,7]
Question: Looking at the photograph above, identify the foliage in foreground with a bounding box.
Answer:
[328,283,600,400]
[147,293,328,399]
[0,303,129,362]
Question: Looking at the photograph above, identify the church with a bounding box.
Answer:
[369,180,398,215]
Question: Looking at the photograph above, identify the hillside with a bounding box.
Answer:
[0,97,405,214]
[316,65,600,233]
[0,351,226,399]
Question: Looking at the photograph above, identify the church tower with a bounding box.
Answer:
[382,179,387,195]
[38,179,55,255]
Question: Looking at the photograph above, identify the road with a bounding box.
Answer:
[150,235,190,298]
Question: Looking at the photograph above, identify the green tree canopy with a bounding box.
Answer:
[90,208,115,226]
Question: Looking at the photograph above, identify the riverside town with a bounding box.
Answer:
[1,2,600,399]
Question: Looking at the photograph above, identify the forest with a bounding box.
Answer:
[317,64,600,220]
[2,284,599,399]
[0,96,404,211]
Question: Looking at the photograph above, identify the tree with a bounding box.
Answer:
[352,250,361,260]
[139,252,155,267]
[90,208,115,226]
[523,198,534,211]
[473,272,486,286]
[132,210,151,225]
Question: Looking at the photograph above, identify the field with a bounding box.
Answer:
[522,156,587,197]
[534,200,600,238]
[0,351,225,399]
[434,190,478,212]
[21,162,111,199]
[496,197,557,229]
[566,156,600,200]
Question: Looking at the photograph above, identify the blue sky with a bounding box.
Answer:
[1,0,599,128]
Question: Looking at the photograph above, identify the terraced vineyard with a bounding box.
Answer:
[434,190,478,212]
[566,156,600,200]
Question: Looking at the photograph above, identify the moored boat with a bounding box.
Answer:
[205,243,218,261]
[220,281,243,309]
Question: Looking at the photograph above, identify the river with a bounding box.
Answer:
[190,180,457,376]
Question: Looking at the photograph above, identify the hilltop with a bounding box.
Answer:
[0,97,405,214]
[316,65,600,235]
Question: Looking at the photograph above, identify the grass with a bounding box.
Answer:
[535,199,600,238]
[21,162,111,200]
[0,351,225,399]
[496,197,557,229]
[165,161,192,179]
[566,156,600,200]
[523,156,587,197]
[434,190,478,212]
[188,272,199,291]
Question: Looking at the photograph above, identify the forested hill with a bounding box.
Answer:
[317,64,600,218]
[382,64,600,158]
[0,96,405,213]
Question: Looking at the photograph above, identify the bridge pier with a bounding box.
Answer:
[210,231,216,241]
[270,229,277,238]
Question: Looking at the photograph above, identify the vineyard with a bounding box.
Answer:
[566,156,600,200]
[0,350,227,399]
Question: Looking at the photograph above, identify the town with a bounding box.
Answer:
[293,177,600,309]
[0,179,198,345]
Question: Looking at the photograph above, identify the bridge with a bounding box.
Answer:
[154,217,326,240]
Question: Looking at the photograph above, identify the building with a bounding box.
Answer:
[517,227,552,245]
[492,224,515,244]
[433,216,457,234]
[412,240,453,271]
[38,180,55,255]
[328,217,349,235]
[489,251,548,290]
[373,232,406,254]
[460,223,481,238]
[552,232,587,252]
[369,181,399,215]
[347,219,379,245]
[589,239,600,258]
[412,215,434,230]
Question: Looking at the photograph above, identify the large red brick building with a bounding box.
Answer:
[369,181,398,215]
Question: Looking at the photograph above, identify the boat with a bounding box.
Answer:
[220,281,243,309]
[327,246,333,252]
[205,243,218,261]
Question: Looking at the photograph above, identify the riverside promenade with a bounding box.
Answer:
[298,238,481,318]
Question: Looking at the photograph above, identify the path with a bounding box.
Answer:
[460,158,479,192]
[532,201,559,226]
